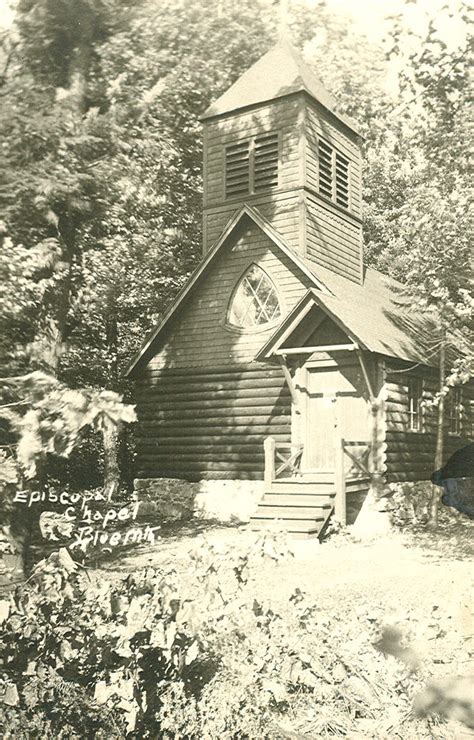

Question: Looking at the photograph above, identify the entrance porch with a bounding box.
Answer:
[249,292,383,538]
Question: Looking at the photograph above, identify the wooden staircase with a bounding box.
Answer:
[248,476,370,539]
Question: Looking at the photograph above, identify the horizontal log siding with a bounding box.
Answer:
[148,219,312,370]
[135,364,291,480]
[305,102,361,218]
[384,368,474,482]
[305,193,362,283]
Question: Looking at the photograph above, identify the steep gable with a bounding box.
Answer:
[126,207,327,376]
[129,213,319,376]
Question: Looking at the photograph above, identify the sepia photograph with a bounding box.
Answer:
[0,0,472,737]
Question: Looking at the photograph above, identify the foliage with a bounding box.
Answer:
[3,0,470,491]
[384,481,474,560]
[0,534,470,738]
[1,0,395,392]
[0,372,136,480]
[0,371,136,582]
[364,0,472,387]
[386,481,435,528]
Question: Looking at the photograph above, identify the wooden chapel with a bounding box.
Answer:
[126,41,473,536]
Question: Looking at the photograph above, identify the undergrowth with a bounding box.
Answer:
[0,533,470,738]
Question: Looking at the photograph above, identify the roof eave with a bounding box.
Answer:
[201,88,363,139]
[255,289,370,363]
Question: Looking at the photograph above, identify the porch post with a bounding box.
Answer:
[334,434,346,524]
[264,436,276,489]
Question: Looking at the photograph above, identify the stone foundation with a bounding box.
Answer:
[133,478,264,524]
[346,492,367,526]
[350,486,393,538]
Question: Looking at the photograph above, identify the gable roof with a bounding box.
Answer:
[125,205,329,377]
[126,204,441,378]
[257,263,438,366]
[201,40,361,136]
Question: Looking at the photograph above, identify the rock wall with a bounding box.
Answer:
[133,478,264,524]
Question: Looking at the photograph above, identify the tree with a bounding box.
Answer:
[2,0,470,513]
[368,1,472,524]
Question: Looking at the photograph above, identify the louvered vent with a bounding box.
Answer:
[225,140,250,198]
[254,133,279,192]
[318,139,333,200]
[318,137,351,210]
[335,152,349,208]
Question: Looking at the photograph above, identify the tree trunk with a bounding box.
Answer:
[430,335,446,527]
[103,290,121,500]
[103,420,120,502]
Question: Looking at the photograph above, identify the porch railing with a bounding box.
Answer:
[263,435,372,526]
[263,437,303,488]
[334,437,371,524]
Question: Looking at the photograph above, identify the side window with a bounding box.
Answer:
[407,377,423,431]
[227,264,281,329]
[446,387,463,435]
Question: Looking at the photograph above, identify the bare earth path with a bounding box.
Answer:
[97,523,473,658]
[94,523,473,738]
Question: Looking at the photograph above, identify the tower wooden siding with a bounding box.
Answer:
[305,101,362,218]
[303,99,363,283]
[202,93,363,283]
[383,364,474,482]
[133,220,313,480]
[205,190,302,253]
[305,195,362,282]
[203,96,303,254]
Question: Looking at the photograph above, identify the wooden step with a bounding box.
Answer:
[254,505,329,519]
[346,480,370,492]
[269,481,336,494]
[298,472,334,482]
[268,479,369,495]
[247,518,324,534]
[259,493,335,507]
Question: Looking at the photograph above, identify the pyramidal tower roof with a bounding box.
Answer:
[202,40,360,135]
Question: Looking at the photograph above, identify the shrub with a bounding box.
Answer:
[0,536,463,738]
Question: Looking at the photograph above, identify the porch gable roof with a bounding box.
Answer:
[256,281,438,367]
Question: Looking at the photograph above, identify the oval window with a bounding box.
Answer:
[227,264,281,328]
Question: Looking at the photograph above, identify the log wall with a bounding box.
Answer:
[135,363,291,480]
[384,365,474,482]
[134,217,311,480]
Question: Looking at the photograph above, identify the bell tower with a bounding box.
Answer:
[201,40,364,284]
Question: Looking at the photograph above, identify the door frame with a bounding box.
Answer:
[296,360,371,474]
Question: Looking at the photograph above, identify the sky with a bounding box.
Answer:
[324,0,468,48]
[0,0,468,49]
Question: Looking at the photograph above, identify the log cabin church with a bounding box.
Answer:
[126,41,473,536]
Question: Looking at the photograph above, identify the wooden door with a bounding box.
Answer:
[304,366,368,472]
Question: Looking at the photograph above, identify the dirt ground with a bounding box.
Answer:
[98,521,474,664]
[92,521,474,738]
[99,521,472,603]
